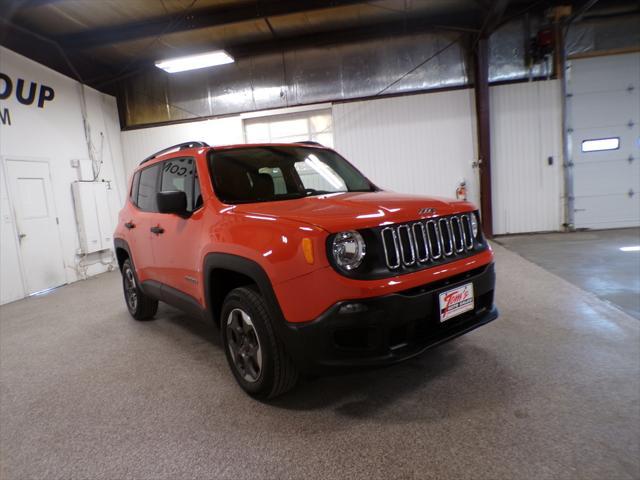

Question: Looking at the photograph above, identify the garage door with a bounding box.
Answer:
[568,52,640,229]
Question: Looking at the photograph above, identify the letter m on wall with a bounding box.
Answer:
[0,108,10,126]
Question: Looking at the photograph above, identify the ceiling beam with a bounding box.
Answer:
[569,0,601,22]
[227,16,479,58]
[473,0,493,11]
[3,0,65,10]
[56,0,369,51]
[0,18,120,94]
[483,0,511,34]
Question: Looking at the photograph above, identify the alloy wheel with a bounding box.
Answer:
[124,267,138,311]
[226,308,263,383]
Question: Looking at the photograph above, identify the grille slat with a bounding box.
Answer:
[412,223,429,263]
[380,214,478,270]
[460,214,474,250]
[381,227,401,269]
[450,216,465,253]
[439,218,454,256]
[426,220,442,261]
[397,225,416,266]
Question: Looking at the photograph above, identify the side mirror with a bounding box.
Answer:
[157,191,189,217]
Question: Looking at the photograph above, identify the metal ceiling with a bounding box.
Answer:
[1,0,543,86]
[1,0,638,127]
[3,1,639,80]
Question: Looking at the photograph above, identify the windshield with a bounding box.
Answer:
[209,146,376,204]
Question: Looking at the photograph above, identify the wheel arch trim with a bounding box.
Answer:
[113,238,132,271]
[203,253,286,326]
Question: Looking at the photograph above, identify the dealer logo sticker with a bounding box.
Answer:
[439,283,474,322]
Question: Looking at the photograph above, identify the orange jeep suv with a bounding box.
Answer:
[114,141,498,398]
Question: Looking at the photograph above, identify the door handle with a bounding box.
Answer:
[124,222,135,229]
[150,226,165,235]
[18,233,26,241]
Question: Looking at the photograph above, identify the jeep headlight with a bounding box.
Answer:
[470,213,479,239]
[332,231,366,270]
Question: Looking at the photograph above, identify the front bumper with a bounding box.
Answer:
[277,262,498,372]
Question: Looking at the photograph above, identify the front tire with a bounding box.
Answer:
[122,259,158,320]
[221,287,298,399]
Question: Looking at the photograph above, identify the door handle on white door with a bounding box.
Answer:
[13,205,26,242]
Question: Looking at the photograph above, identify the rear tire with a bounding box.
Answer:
[221,287,298,399]
[122,258,158,320]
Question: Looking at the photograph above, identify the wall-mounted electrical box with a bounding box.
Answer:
[71,181,113,254]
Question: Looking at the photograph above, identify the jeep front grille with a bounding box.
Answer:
[380,214,477,270]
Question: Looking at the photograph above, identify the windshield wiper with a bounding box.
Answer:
[303,188,335,196]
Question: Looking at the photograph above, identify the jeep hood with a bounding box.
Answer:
[233,191,476,232]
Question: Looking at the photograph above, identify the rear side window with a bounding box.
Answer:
[130,172,140,203]
[160,157,202,212]
[137,165,160,212]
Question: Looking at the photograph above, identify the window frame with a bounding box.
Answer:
[130,171,141,205]
[581,137,621,153]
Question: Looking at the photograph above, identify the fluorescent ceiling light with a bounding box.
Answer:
[620,245,640,252]
[155,50,234,73]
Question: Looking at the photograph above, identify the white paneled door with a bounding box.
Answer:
[490,80,563,235]
[5,159,66,294]
[568,52,640,229]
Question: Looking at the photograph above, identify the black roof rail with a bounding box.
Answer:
[140,141,210,165]
[296,141,323,147]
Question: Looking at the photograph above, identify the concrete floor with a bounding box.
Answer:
[496,228,640,319]
[1,243,639,480]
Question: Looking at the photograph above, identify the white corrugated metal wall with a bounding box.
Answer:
[121,81,565,236]
[490,80,563,234]
[333,89,481,207]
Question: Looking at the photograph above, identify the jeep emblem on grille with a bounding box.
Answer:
[418,207,437,216]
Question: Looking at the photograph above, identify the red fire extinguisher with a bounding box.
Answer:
[456,180,467,201]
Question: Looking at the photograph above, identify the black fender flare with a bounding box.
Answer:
[113,238,147,296]
[113,238,132,271]
[203,253,286,326]
[113,238,146,293]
